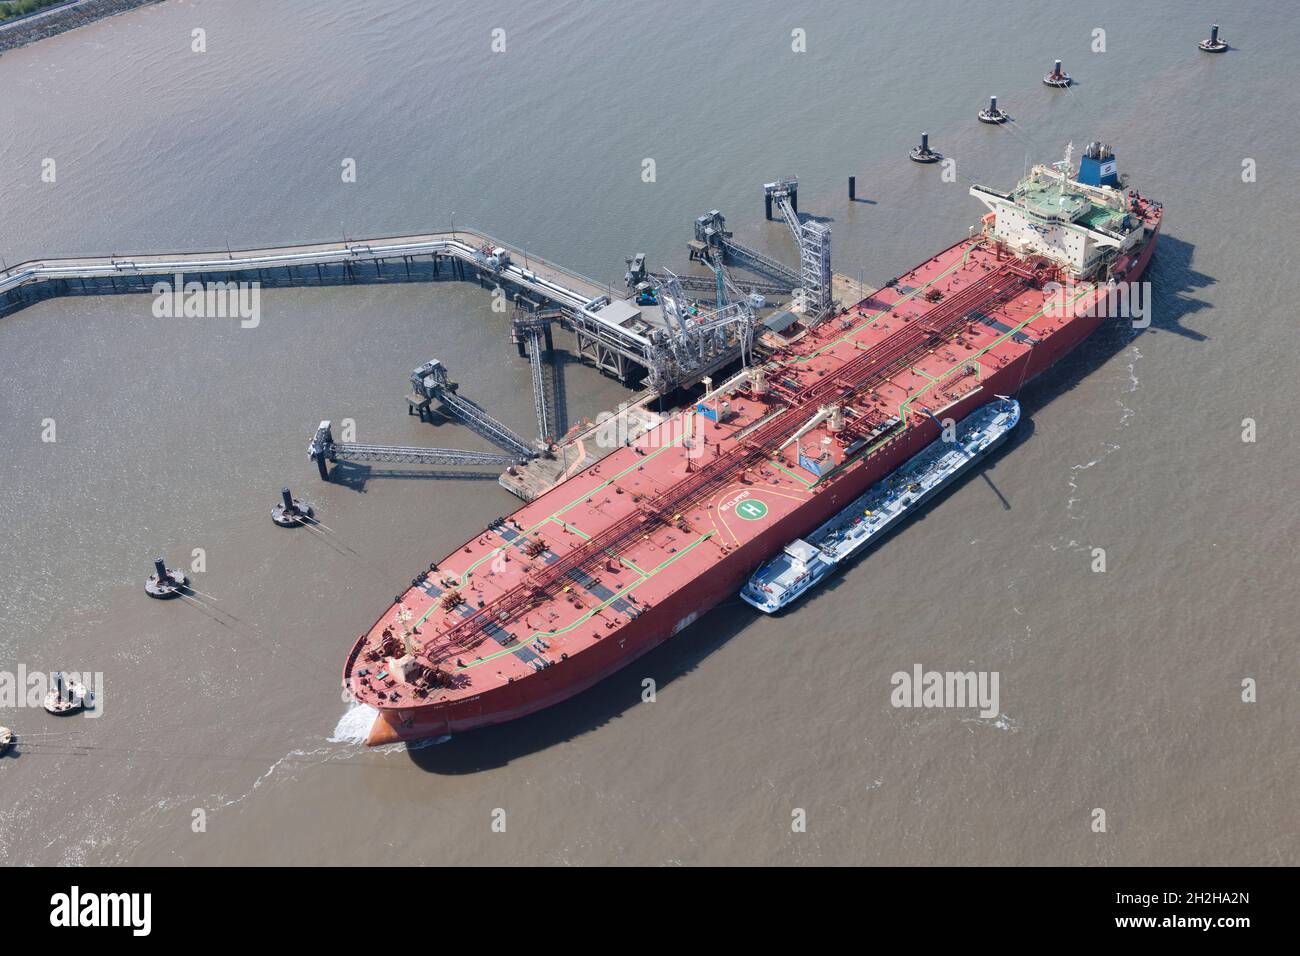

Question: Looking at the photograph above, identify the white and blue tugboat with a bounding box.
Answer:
[741,398,1021,613]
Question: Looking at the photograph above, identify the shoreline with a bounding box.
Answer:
[0,0,161,53]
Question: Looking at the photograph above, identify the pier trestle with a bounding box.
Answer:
[409,360,537,458]
[511,310,562,445]
[0,227,759,396]
[308,420,525,481]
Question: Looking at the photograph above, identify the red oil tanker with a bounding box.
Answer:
[345,143,1162,745]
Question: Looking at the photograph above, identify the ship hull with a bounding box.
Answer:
[364,223,1160,746]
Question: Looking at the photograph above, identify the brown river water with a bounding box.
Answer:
[0,0,1294,864]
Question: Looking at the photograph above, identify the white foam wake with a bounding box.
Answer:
[328,702,452,750]
[330,702,379,743]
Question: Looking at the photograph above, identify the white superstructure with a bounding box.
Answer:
[969,144,1148,278]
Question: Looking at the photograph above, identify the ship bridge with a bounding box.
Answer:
[970,150,1145,277]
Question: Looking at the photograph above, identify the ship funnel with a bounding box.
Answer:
[1076,143,1120,187]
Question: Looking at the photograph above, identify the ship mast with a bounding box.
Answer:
[394,603,416,654]
[1055,141,1074,200]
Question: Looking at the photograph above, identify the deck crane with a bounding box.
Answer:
[777,403,845,454]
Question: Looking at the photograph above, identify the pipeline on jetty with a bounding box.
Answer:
[0,229,758,395]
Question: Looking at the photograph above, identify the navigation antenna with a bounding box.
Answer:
[1059,142,1074,174]
[1052,141,1074,174]
[1053,141,1075,204]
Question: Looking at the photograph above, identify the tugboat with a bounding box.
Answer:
[43,672,89,715]
[741,399,1021,614]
